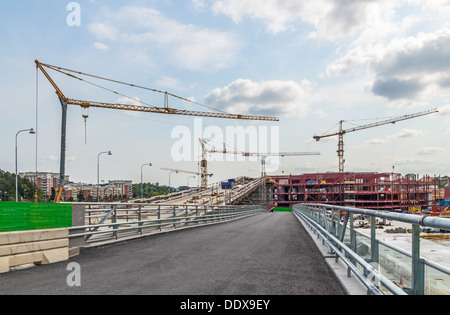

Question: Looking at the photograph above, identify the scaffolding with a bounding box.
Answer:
[272,172,439,212]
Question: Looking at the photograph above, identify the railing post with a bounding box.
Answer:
[138,205,143,234]
[158,205,161,231]
[173,206,177,228]
[370,215,379,264]
[112,206,118,239]
[412,224,425,295]
[195,205,199,225]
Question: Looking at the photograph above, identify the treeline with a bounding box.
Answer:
[132,182,172,199]
[0,170,44,201]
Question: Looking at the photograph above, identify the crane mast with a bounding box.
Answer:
[313,109,439,173]
[35,60,279,202]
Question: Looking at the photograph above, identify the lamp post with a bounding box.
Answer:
[16,128,35,202]
[97,151,112,202]
[141,163,152,199]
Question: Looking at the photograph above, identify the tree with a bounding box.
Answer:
[132,182,171,199]
[0,169,44,202]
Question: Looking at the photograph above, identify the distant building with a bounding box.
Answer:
[64,180,133,202]
[108,180,133,199]
[20,172,69,197]
[20,172,133,202]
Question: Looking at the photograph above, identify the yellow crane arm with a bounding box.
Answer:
[314,108,439,140]
[243,152,321,157]
[68,98,279,121]
[35,59,279,122]
[161,167,212,177]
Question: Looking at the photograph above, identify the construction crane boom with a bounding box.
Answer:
[161,167,212,177]
[243,152,321,177]
[35,60,279,202]
[313,108,439,173]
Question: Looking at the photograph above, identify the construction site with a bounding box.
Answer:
[271,172,441,212]
[30,60,449,218]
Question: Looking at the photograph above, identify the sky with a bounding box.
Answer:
[1,0,450,188]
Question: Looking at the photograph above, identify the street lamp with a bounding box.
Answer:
[141,163,152,199]
[97,151,112,202]
[16,128,35,202]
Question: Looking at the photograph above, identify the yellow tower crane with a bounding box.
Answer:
[313,108,439,173]
[35,60,279,202]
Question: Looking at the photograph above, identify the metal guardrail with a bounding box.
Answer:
[69,203,267,245]
[293,204,450,295]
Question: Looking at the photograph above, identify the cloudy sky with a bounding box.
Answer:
[1,0,450,188]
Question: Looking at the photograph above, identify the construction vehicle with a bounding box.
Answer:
[313,109,439,173]
[35,60,279,202]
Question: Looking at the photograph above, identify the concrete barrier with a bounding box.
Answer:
[0,228,69,273]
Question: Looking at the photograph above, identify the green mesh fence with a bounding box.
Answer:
[274,207,292,212]
[0,202,72,232]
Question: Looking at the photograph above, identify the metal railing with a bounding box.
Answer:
[69,203,267,245]
[293,204,450,295]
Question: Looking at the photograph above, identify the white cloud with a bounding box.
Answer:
[93,42,109,51]
[393,157,433,165]
[417,147,447,155]
[204,0,400,40]
[204,79,312,117]
[89,23,118,41]
[389,128,425,138]
[423,0,450,11]
[437,103,450,116]
[155,76,182,90]
[365,138,386,145]
[88,6,241,70]
[327,26,450,105]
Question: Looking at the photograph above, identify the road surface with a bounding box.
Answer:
[0,212,346,295]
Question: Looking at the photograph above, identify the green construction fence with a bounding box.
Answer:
[273,207,292,212]
[0,202,72,232]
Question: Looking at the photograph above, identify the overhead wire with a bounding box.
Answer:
[39,62,229,114]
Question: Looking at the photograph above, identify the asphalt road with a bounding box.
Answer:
[0,212,346,295]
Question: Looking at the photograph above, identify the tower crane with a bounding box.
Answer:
[35,60,279,202]
[313,108,439,173]
[243,152,321,177]
[199,139,252,190]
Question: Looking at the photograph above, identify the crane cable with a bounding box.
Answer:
[39,62,229,114]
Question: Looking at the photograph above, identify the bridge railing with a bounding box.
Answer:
[293,204,450,295]
[68,203,267,245]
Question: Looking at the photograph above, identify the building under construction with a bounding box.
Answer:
[272,172,440,212]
